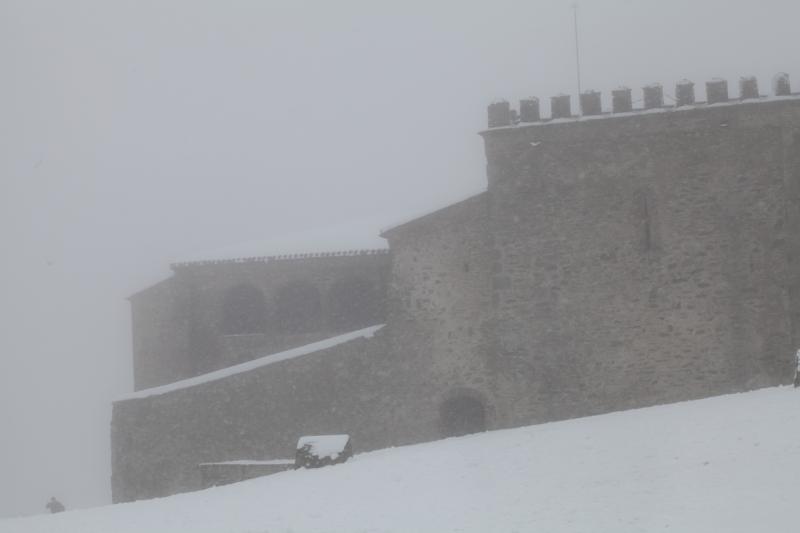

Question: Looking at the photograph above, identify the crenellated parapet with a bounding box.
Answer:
[170,249,390,270]
[643,83,664,109]
[675,79,695,106]
[612,87,632,113]
[487,72,795,128]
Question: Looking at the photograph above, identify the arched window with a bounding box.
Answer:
[327,277,381,331]
[439,394,487,437]
[219,284,268,335]
[275,281,322,334]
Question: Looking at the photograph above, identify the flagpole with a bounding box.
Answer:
[572,3,582,116]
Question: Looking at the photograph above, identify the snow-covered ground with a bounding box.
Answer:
[4,387,799,533]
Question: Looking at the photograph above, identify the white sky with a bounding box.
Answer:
[1,0,798,518]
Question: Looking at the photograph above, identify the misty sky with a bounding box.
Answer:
[1,0,798,518]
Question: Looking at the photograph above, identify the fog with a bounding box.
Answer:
[1,0,798,518]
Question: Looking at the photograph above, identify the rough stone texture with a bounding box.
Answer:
[129,279,192,389]
[383,195,495,434]
[481,98,800,426]
[551,95,572,119]
[112,331,427,502]
[773,73,791,96]
[113,95,800,503]
[612,88,632,113]
[706,79,730,104]
[580,91,603,116]
[519,98,540,123]
[643,84,664,109]
[740,76,759,100]
[676,80,696,107]
[487,101,511,128]
[130,252,390,390]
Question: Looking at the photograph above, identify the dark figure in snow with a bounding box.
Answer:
[45,496,65,514]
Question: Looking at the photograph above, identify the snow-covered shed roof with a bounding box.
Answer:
[296,435,351,460]
[198,460,295,467]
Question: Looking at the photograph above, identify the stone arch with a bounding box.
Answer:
[275,281,322,334]
[327,276,381,331]
[219,284,268,335]
[438,390,487,437]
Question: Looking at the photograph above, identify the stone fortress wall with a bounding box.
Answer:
[481,76,800,426]
[113,72,800,502]
[112,327,409,502]
[130,251,390,390]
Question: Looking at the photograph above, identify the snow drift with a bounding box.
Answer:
[3,387,799,533]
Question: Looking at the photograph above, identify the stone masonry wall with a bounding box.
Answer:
[116,96,800,503]
[482,99,800,426]
[112,329,427,503]
[382,195,497,434]
[131,252,390,390]
[130,278,192,390]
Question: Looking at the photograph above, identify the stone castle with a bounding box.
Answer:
[112,73,800,502]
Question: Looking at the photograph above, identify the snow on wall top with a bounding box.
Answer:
[199,460,295,466]
[117,324,384,402]
[482,92,800,134]
[297,435,351,459]
[171,219,390,267]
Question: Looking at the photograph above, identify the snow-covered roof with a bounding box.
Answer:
[172,220,389,267]
[482,93,800,133]
[297,435,351,460]
[117,324,384,401]
[199,460,295,467]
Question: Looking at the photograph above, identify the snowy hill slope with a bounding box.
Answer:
[4,387,800,533]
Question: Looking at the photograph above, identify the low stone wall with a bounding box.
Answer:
[111,328,429,503]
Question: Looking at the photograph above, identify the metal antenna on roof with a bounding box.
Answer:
[572,3,583,116]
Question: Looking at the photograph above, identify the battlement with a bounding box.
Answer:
[170,249,390,270]
[116,65,800,505]
[485,72,795,129]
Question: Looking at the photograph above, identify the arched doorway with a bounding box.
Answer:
[439,394,487,437]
